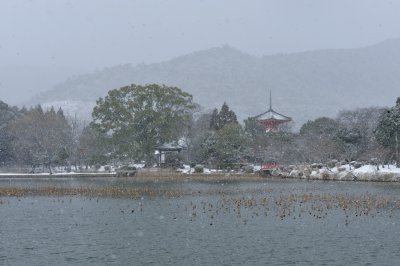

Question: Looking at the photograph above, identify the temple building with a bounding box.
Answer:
[253,92,292,132]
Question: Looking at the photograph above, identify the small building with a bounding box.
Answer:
[154,142,183,167]
[253,92,291,132]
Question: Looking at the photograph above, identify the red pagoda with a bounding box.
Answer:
[253,92,291,132]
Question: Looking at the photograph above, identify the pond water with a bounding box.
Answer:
[1,177,400,265]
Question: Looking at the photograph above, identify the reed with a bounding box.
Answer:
[134,168,266,182]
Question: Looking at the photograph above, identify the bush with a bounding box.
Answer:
[116,165,137,177]
[327,160,338,168]
[233,165,240,171]
[194,165,204,173]
[243,165,254,173]
[94,164,101,170]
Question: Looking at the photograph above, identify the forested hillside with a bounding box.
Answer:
[27,39,400,127]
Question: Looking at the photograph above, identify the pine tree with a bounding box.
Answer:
[209,102,238,131]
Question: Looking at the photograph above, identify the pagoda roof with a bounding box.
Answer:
[253,108,291,122]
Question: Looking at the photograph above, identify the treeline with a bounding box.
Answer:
[0,102,88,172]
[190,103,399,168]
[1,84,399,172]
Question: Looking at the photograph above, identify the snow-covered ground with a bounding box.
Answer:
[2,163,400,182]
[176,163,400,182]
[303,164,400,182]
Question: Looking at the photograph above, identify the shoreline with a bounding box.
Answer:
[1,170,400,183]
[0,172,117,178]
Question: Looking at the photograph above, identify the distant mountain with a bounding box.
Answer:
[1,66,85,105]
[27,39,400,128]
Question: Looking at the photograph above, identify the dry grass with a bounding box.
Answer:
[134,168,267,182]
[0,186,194,199]
[1,180,400,225]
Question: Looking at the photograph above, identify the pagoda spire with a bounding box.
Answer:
[269,91,272,110]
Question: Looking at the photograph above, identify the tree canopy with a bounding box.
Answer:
[10,105,71,172]
[91,84,195,163]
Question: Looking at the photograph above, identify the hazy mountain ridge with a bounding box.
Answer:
[1,66,86,105]
[27,39,400,127]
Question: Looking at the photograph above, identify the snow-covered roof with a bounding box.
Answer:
[253,108,291,122]
[155,142,184,152]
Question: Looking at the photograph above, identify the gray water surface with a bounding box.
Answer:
[1,178,400,265]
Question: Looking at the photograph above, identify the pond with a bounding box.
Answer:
[1,177,400,265]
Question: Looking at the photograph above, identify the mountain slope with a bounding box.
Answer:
[27,40,400,128]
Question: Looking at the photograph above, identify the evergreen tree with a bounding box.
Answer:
[209,102,238,131]
[213,123,248,168]
[375,97,400,166]
[0,101,20,165]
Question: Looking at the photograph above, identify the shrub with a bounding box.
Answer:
[194,165,204,173]
[243,165,254,173]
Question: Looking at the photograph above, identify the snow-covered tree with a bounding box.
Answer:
[375,98,400,166]
[299,117,342,162]
[336,107,385,161]
[10,105,72,173]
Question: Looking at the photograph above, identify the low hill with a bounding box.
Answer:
[27,39,400,128]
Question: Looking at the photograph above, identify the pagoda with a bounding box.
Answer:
[253,92,292,132]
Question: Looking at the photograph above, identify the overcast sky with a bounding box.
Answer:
[1,0,400,104]
[1,0,400,70]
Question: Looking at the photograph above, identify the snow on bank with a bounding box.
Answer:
[176,165,214,174]
[2,163,400,182]
[299,164,400,182]
[173,163,400,182]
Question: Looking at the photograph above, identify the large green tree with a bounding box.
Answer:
[91,84,195,164]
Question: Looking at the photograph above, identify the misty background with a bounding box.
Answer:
[1,0,400,127]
